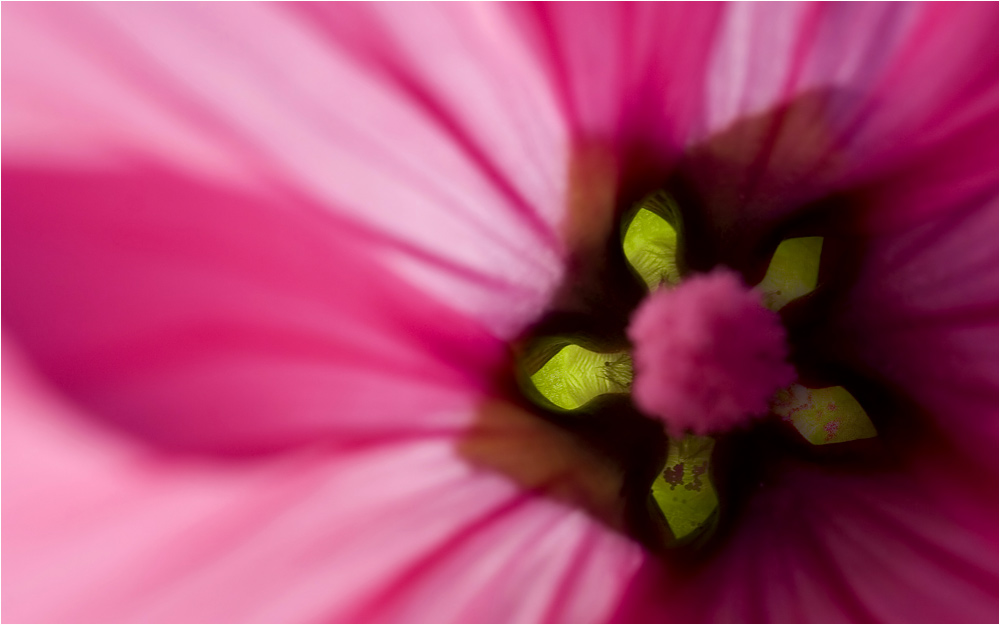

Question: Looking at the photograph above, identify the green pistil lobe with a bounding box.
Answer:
[623,192,683,291]
[772,383,877,445]
[650,434,719,544]
[529,343,632,411]
[758,236,823,310]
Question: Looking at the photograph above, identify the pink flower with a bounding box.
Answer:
[3,3,996,622]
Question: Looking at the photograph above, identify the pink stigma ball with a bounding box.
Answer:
[628,268,796,437]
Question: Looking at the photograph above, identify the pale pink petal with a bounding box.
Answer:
[695,3,996,230]
[5,4,577,452]
[360,497,640,623]
[3,346,643,623]
[3,2,572,337]
[528,4,993,227]
[511,4,724,167]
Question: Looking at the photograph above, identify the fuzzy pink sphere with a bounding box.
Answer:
[628,268,796,437]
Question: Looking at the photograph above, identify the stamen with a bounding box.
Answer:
[622,192,683,291]
[526,341,632,411]
[757,236,823,310]
[772,383,877,444]
[628,268,796,437]
[649,434,719,544]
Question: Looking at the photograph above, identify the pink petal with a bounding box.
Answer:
[2,5,646,621]
[3,345,643,623]
[614,455,997,623]
[695,3,996,229]
[497,4,996,253]
[4,165,504,453]
[5,3,997,622]
[833,195,999,468]
[3,2,572,337]
[512,4,722,145]
[1,2,583,452]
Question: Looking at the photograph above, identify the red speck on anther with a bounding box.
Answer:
[824,420,840,442]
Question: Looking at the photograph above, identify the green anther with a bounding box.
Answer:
[622,192,683,291]
[650,434,719,544]
[757,236,823,310]
[528,343,633,411]
[772,383,877,445]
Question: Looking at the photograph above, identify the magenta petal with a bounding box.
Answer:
[3,166,504,452]
[836,195,999,467]
[3,347,643,622]
[614,457,997,623]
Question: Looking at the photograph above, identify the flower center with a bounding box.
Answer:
[512,190,878,550]
[628,268,796,438]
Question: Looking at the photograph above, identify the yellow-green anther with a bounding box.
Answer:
[650,434,719,543]
[529,344,632,411]
[757,236,823,310]
[772,383,877,445]
[623,192,682,291]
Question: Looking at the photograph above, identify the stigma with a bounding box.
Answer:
[628,268,796,438]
